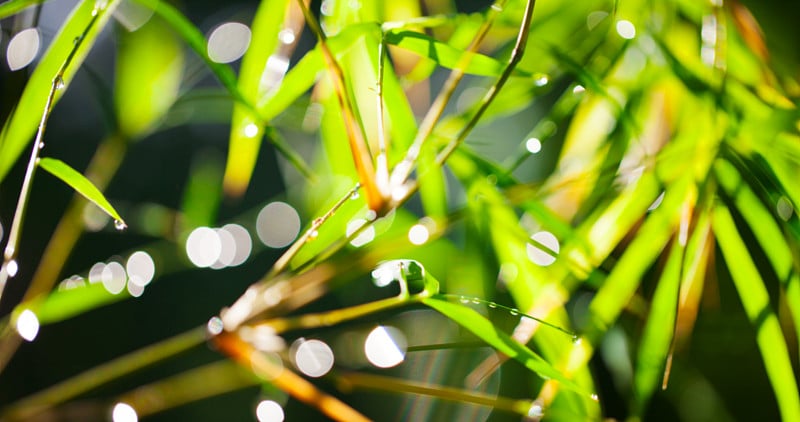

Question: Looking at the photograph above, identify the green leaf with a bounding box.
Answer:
[421,295,591,397]
[715,158,800,356]
[712,204,800,422]
[224,0,290,197]
[633,235,683,415]
[385,29,530,77]
[115,13,184,138]
[0,0,44,20]
[587,175,690,334]
[38,157,125,225]
[0,0,122,182]
[133,0,242,106]
[33,281,127,324]
[181,152,223,230]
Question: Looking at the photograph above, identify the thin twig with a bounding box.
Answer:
[2,327,206,421]
[215,332,372,422]
[388,0,512,188]
[0,0,108,307]
[295,0,382,210]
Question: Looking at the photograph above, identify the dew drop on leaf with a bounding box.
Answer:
[6,259,19,277]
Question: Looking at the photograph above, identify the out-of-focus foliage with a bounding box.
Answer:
[0,0,798,421]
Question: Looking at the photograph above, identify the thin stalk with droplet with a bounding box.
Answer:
[388,0,537,210]
[0,2,109,305]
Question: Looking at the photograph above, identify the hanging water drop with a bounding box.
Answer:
[38,142,44,150]
[488,302,497,309]
[590,393,599,401]
[308,230,319,240]
[54,76,65,90]
[6,259,19,277]
[509,309,519,316]
[114,219,128,231]
[350,190,360,200]
[572,335,582,345]
[459,296,470,304]
[471,298,480,305]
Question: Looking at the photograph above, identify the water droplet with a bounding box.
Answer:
[54,76,65,90]
[527,402,545,418]
[509,309,519,316]
[37,142,44,150]
[471,298,481,305]
[114,219,127,231]
[460,296,470,304]
[488,302,497,309]
[350,190,360,200]
[207,316,224,336]
[572,335,582,345]
[533,73,549,87]
[6,259,19,277]
[490,3,503,12]
[308,230,319,240]
[590,393,599,401]
[777,196,794,221]
[16,309,39,342]
[525,137,542,154]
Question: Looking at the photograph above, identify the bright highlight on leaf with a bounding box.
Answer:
[38,157,125,227]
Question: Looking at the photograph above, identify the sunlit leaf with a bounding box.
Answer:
[0,0,122,182]
[712,204,800,422]
[385,30,530,77]
[422,295,590,397]
[224,0,291,197]
[0,0,45,20]
[33,281,126,324]
[38,157,125,225]
[115,13,183,137]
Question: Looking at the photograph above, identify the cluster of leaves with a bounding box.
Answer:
[0,0,798,420]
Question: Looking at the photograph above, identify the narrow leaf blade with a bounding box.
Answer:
[422,295,590,397]
[38,157,125,224]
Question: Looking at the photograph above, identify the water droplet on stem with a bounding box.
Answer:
[6,259,19,277]
[54,76,65,90]
[114,219,127,231]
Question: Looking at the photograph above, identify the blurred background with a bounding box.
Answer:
[1,0,798,421]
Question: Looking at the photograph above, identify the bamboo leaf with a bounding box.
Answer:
[421,295,591,397]
[712,204,800,422]
[115,13,184,138]
[0,0,44,20]
[633,235,683,415]
[385,30,530,77]
[33,281,127,324]
[224,0,291,197]
[0,0,122,182]
[587,176,690,334]
[38,157,125,225]
[715,158,800,354]
[132,0,242,105]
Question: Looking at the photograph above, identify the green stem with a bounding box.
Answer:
[0,0,109,305]
[2,327,206,421]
